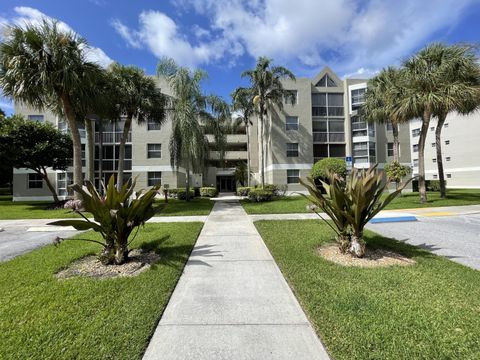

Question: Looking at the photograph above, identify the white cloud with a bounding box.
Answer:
[3,6,113,68]
[111,10,242,68]
[167,0,477,75]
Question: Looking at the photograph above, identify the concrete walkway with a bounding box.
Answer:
[143,199,329,360]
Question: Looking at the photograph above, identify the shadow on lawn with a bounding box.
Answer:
[364,233,438,261]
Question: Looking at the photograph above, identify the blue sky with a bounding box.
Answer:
[1,0,480,115]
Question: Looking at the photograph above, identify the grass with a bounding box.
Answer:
[0,196,213,219]
[255,220,480,359]
[0,222,203,359]
[154,197,214,216]
[241,189,480,214]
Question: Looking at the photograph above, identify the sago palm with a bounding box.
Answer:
[109,63,166,190]
[242,57,295,188]
[0,20,102,199]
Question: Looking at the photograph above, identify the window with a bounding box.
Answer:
[433,158,437,163]
[446,156,451,161]
[287,169,300,184]
[147,119,162,131]
[57,172,73,196]
[387,143,394,157]
[413,144,419,152]
[444,123,449,128]
[316,74,337,87]
[431,142,436,147]
[285,116,299,131]
[351,88,365,106]
[327,93,344,116]
[28,173,43,189]
[286,143,299,157]
[413,159,419,167]
[412,128,421,137]
[430,126,435,131]
[433,174,438,179]
[147,144,162,158]
[284,90,297,104]
[447,173,452,178]
[311,93,343,117]
[27,115,44,122]
[386,122,393,131]
[445,140,450,145]
[147,172,162,186]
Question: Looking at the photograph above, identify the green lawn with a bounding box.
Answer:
[241,189,480,214]
[255,220,480,359]
[0,196,213,219]
[0,222,203,359]
[154,197,214,216]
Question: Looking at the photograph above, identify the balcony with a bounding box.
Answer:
[206,134,247,143]
[210,151,248,160]
[94,132,131,143]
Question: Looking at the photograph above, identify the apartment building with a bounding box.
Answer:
[261,67,411,191]
[12,76,251,201]
[409,111,480,188]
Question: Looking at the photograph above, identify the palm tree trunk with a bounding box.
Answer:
[60,94,83,200]
[246,121,251,187]
[39,167,59,203]
[84,118,94,182]
[185,159,191,202]
[116,114,133,190]
[98,119,104,193]
[418,109,432,203]
[435,113,447,198]
[259,105,265,188]
[392,121,400,163]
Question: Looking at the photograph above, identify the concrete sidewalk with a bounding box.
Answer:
[143,199,329,360]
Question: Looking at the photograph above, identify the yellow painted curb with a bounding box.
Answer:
[420,212,455,217]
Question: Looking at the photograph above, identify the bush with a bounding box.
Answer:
[311,158,347,180]
[167,188,178,198]
[193,187,201,197]
[248,188,273,202]
[427,180,444,192]
[236,186,252,196]
[176,188,195,200]
[384,161,411,184]
[200,187,218,197]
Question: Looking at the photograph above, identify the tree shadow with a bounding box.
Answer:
[364,233,439,261]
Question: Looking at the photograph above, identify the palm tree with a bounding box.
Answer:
[242,57,295,188]
[232,87,255,186]
[109,63,166,189]
[362,67,410,163]
[157,58,210,201]
[399,43,480,203]
[0,20,102,199]
[431,45,480,198]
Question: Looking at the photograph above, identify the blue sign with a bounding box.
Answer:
[345,156,352,162]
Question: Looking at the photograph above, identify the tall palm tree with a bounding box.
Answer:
[242,57,295,188]
[362,67,411,162]
[157,58,210,201]
[431,45,480,198]
[0,20,102,199]
[232,87,255,186]
[398,43,472,203]
[109,63,166,189]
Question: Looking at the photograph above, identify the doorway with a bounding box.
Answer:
[216,176,236,192]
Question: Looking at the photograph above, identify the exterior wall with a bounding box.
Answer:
[12,171,58,201]
[409,111,480,188]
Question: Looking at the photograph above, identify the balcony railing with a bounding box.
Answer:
[210,151,248,160]
[94,132,131,143]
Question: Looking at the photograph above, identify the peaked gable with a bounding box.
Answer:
[312,67,342,88]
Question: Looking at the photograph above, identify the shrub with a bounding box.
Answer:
[275,184,288,197]
[248,188,273,202]
[193,187,201,197]
[236,186,252,196]
[427,180,443,192]
[301,165,412,258]
[384,161,411,185]
[176,188,195,200]
[167,188,178,198]
[311,158,347,180]
[200,187,218,197]
[49,176,160,265]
